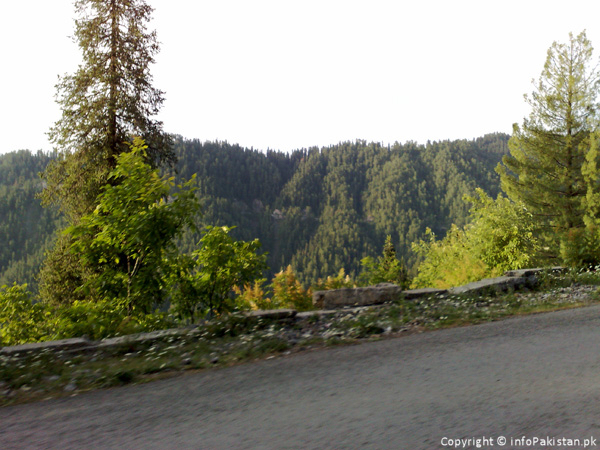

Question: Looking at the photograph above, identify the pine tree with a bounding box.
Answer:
[38,0,173,304]
[41,0,173,220]
[497,31,600,260]
[360,235,409,288]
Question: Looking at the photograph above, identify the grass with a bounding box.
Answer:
[2,268,600,406]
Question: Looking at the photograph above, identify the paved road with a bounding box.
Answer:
[3,306,600,450]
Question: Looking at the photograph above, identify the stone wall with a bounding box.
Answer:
[312,283,403,310]
[0,268,562,358]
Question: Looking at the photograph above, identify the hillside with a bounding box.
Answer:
[0,133,509,289]
[0,150,60,290]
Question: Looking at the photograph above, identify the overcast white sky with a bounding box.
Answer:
[2,0,600,154]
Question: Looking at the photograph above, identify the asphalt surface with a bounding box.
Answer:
[3,305,600,450]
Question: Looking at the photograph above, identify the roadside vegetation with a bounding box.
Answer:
[2,268,600,406]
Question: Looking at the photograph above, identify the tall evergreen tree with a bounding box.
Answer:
[497,31,600,260]
[38,0,172,304]
[41,0,173,220]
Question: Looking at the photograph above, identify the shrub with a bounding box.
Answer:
[560,226,600,268]
[271,266,313,311]
[233,278,275,311]
[49,300,173,341]
[0,284,48,346]
[312,268,355,291]
[170,226,267,321]
[359,235,410,288]
[63,138,200,314]
[412,190,541,289]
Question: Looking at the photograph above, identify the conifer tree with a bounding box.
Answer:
[41,0,173,220]
[38,0,173,304]
[497,31,600,260]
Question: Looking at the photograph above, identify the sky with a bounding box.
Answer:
[2,0,600,155]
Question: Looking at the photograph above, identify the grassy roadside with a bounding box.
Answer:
[2,271,600,407]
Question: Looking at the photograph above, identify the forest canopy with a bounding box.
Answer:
[0,133,509,291]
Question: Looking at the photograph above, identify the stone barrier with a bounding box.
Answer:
[447,275,531,296]
[403,287,447,299]
[312,283,403,310]
[0,267,565,358]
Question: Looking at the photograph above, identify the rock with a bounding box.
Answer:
[504,268,544,278]
[244,309,297,320]
[448,276,533,296]
[98,328,191,351]
[0,338,91,356]
[313,283,402,309]
[296,310,338,320]
[403,288,447,299]
[63,382,77,392]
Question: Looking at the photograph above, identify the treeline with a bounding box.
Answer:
[0,133,509,289]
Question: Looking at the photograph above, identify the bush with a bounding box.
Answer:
[62,138,200,314]
[234,278,288,311]
[411,226,488,289]
[170,225,267,321]
[0,284,48,346]
[271,266,313,311]
[312,268,355,291]
[0,284,174,346]
[412,190,541,289]
[359,236,410,288]
[49,300,173,341]
[560,226,600,268]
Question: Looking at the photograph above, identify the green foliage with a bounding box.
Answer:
[3,135,508,291]
[49,300,173,341]
[0,283,173,345]
[0,151,60,291]
[171,226,267,321]
[412,190,540,288]
[465,189,541,272]
[559,226,600,268]
[42,0,173,221]
[497,31,600,263]
[64,138,200,313]
[38,234,95,306]
[233,279,274,311]
[174,135,508,286]
[359,236,410,288]
[312,268,355,291]
[0,284,48,346]
[582,131,600,223]
[412,226,488,289]
[576,131,600,266]
[270,266,313,311]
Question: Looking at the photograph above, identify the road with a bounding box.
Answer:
[2,305,600,450]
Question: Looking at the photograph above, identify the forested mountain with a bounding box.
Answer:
[0,151,60,289]
[0,133,509,289]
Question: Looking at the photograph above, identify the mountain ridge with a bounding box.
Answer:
[0,132,510,289]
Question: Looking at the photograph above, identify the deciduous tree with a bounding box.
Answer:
[66,139,199,314]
